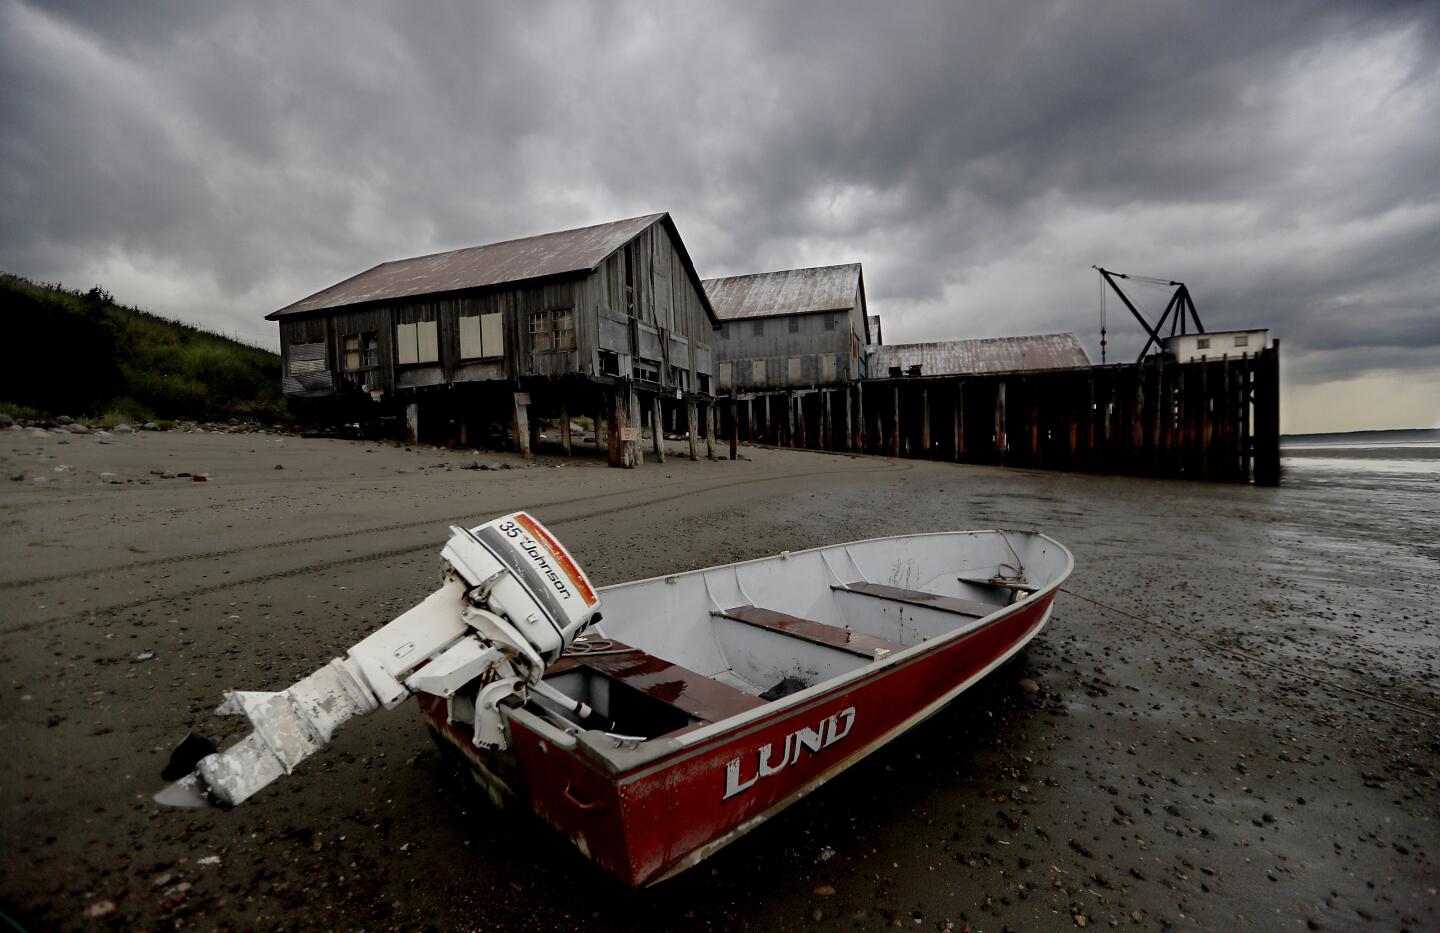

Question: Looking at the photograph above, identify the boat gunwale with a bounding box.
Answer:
[645,599,1058,885]
[540,529,1074,775]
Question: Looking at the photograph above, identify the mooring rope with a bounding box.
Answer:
[1058,587,1434,719]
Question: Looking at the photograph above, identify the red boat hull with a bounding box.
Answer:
[419,589,1054,886]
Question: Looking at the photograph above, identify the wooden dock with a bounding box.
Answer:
[722,344,1281,485]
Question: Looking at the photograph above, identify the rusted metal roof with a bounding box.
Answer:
[867,333,1091,376]
[703,263,861,320]
[268,213,668,319]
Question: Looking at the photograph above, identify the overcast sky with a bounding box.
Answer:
[2,1,1437,433]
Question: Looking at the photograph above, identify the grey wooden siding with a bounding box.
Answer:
[714,309,857,392]
[275,216,715,399]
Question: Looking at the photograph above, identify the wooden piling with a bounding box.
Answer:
[821,391,831,450]
[512,393,533,460]
[891,386,901,457]
[560,400,572,457]
[687,400,699,461]
[405,402,420,445]
[1253,343,1280,485]
[994,381,1007,461]
[856,384,866,453]
[651,395,665,464]
[921,389,932,457]
[729,394,739,460]
[954,381,964,460]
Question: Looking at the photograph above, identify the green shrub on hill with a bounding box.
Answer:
[0,274,287,422]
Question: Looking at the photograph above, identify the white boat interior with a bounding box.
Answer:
[533,530,1071,741]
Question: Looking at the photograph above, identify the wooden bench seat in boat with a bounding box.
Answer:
[548,640,766,723]
[717,606,906,659]
[832,581,998,619]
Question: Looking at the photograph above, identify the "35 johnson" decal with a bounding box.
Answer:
[723,707,856,800]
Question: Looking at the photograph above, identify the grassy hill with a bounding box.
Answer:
[0,274,285,424]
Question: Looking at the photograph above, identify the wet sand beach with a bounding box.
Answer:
[1,428,1435,931]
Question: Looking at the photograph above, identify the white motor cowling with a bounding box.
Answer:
[156,512,601,808]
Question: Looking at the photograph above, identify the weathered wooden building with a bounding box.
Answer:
[867,333,1090,378]
[704,263,872,448]
[266,213,721,466]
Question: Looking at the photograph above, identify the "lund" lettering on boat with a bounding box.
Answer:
[723,707,856,800]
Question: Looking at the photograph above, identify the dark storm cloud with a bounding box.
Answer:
[1,0,1437,427]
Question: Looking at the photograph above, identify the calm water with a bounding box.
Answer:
[1281,440,1440,480]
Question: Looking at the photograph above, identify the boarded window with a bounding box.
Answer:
[752,320,764,337]
[788,317,799,334]
[395,321,438,364]
[417,321,438,362]
[343,333,377,371]
[283,341,332,395]
[824,314,837,331]
[787,357,802,383]
[751,359,766,384]
[718,361,733,388]
[288,341,327,377]
[820,353,836,382]
[460,312,505,359]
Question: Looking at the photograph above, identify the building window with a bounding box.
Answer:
[1196,337,1211,350]
[460,312,505,359]
[553,309,576,349]
[752,320,764,337]
[598,350,621,376]
[824,314,836,331]
[633,361,660,382]
[697,373,710,394]
[788,317,799,334]
[1234,334,1249,348]
[395,321,439,365]
[343,333,377,371]
[529,312,553,352]
[670,366,689,391]
[529,309,576,353]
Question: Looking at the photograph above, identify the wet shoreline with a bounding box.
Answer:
[1,430,1434,930]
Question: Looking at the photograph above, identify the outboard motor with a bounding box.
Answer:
[156,512,600,808]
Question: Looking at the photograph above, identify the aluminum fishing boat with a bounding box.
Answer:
[157,513,1072,887]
